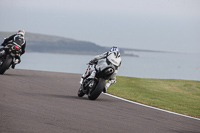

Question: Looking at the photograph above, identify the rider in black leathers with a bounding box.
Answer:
[0,30,26,68]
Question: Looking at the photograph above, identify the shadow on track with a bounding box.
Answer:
[23,92,89,100]
[22,92,112,102]
[2,72,29,77]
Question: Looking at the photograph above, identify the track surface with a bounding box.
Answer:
[0,69,200,133]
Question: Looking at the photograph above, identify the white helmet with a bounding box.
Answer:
[110,46,120,58]
[17,29,25,36]
[110,46,119,52]
[107,46,121,67]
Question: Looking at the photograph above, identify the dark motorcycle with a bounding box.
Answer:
[78,62,116,100]
[0,44,21,74]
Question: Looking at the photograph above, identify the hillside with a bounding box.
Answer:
[0,31,125,55]
[0,31,174,56]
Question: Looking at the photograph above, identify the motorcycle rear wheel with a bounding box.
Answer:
[0,56,12,74]
[88,78,105,100]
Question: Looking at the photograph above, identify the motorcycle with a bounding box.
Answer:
[0,43,21,74]
[78,60,116,100]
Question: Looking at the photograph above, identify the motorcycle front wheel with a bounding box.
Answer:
[77,86,85,97]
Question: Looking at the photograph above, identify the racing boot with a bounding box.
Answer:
[11,59,20,69]
[11,64,15,69]
[103,81,112,93]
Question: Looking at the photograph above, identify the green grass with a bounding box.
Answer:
[108,76,200,118]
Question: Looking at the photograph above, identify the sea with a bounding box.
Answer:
[16,52,200,81]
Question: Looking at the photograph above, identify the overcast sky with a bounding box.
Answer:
[0,0,200,53]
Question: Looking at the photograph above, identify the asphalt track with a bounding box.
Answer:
[0,69,200,133]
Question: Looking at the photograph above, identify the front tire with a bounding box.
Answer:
[88,78,105,100]
[78,86,85,97]
[0,56,12,74]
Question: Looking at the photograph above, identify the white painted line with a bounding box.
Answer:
[103,93,200,121]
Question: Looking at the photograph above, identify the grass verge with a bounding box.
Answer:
[108,76,200,118]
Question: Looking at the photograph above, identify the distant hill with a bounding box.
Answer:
[0,31,114,55]
[0,31,173,56]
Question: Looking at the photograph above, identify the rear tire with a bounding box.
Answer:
[88,78,105,100]
[0,56,12,74]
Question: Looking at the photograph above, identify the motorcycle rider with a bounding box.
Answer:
[0,29,26,68]
[80,46,122,93]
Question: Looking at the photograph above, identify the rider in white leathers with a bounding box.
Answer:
[80,46,122,93]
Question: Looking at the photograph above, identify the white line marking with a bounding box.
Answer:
[104,93,200,121]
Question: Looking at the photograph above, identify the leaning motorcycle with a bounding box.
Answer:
[78,61,116,100]
[0,44,21,74]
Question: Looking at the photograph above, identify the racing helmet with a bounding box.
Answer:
[17,29,25,36]
[110,46,120,58]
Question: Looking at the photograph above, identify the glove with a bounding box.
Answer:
[89,60,97,65]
